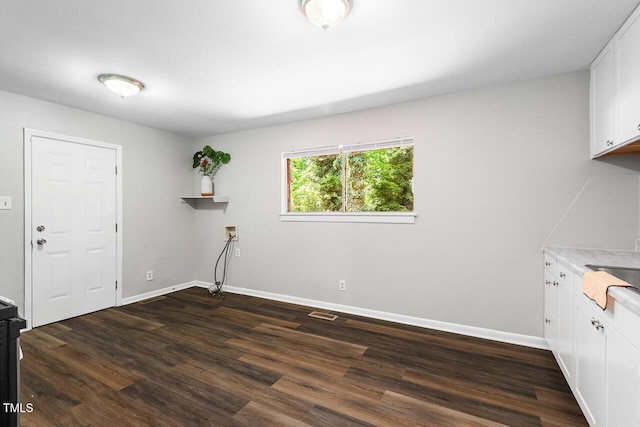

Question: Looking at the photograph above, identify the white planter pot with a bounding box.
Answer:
[200,176,213,196]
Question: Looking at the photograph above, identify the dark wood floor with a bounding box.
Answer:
[19,288,587,426]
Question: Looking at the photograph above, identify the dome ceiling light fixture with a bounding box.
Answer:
[300,0,352,30]
[97,73,145,98]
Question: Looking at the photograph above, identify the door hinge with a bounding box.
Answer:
[115,281,118,290]
[115,223,118,233]
[115,165,118,175]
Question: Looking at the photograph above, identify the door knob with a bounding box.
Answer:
[36,238,47,245]
[36,225,45,232]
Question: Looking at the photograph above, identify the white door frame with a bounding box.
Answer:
[23,128,123,329]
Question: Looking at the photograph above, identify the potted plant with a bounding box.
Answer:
[193,145,231,196]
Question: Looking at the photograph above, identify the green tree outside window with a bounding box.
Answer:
[288,145,413,213]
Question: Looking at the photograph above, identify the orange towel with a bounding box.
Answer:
[583,271,635,310]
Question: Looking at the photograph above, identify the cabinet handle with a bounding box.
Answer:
[606,140,614,146]
[591,317,604,331]
[553,281,559,287]
[545,280,551,285]
[559,272,566,279]
[545,261,551,267]
[545,318,551,324]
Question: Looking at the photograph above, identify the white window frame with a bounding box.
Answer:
[280,137,416,224]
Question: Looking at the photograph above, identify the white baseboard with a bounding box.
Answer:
[193,281,548,350]
[120,281,197,305]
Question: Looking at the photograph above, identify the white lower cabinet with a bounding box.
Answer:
[556,265,574,384]
[574,296,606,426]
[575,295,640,427]
[544,268,558,353]
[544,252,640,427]
[604,322,640,427]
[544,258,574,384]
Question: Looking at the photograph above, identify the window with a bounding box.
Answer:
[281,137,415,223]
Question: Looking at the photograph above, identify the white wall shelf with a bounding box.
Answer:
[180,196,229,207]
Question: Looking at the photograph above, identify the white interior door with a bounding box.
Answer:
[31,136,117,327]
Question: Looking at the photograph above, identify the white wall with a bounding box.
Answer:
[0,90,196,314]
[544,167,640,249]
[194,70,640,338]
[3,70,638,341]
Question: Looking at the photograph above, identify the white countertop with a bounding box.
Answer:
[544,247,640,316]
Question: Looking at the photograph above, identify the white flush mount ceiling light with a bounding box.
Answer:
[98,73,145,98]
[300,0,352,30]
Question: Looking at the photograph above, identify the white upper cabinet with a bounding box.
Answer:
[590,4,640,158]
[590,41,616,157]
[616,6,640,145]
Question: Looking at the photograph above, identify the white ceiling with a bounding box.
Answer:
[1,0,639,137]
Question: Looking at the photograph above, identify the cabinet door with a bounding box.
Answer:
[544,269,558,353]
[574,297,605,427]
[591,40,616,157]
[556,265,574,385]
[605,325,640,427]
[616,7,640,144]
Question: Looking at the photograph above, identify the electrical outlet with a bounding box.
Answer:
[146,270,153,281]
[339,280,346,291]
[235,248,241,257]
[224,225,238,241]
[0,197,12,210]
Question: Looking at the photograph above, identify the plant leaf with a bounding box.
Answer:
[192,151,203,168]
[202,145,215,158]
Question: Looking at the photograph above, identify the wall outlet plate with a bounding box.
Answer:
[339,280,346,291]
[0,196,12,210]
[224,225,238,241]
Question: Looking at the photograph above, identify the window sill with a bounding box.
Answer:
[280,212,416,224]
